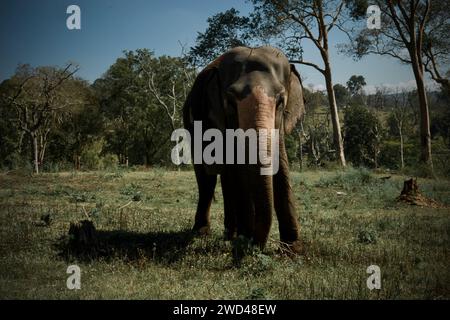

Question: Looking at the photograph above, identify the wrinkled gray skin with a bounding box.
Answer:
[183,46,305,253]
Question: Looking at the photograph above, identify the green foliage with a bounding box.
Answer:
[284,133,299,164]
[431,138,450,177]
[378,140,418,170]
[80,139,104,170]
[344,105,382,167]
[96,49,194,167]
[188,8,251,67]
[344,0,369,19]
[0,64,88,172]
[346,75,366,96]
[431,107,450,148]
[101,154,119,171]
[333,84,350,108]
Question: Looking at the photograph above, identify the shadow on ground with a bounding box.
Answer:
[56,227,196,265]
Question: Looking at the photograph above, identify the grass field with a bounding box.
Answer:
[0,167,449,299]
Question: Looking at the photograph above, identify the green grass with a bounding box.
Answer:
[0,168,449,299]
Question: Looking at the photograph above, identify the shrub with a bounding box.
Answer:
[344,105,382,168]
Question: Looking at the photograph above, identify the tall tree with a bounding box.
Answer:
[333,83,350,108]
[345,0,436,172]
[344,104,382,167]
[248,0,349,167]
[188,8,251,67]
[346,74,367,106]
[346,75,366,96]
[96,50,194,166]
[422,0,450,95]
[0,64,80,173]
[189,1,352,166]
[389,89,414,169]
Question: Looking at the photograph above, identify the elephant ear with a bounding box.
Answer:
[284,64,305,135]
[182,62,226,131]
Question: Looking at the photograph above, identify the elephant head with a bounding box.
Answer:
[184,46,305,139]
[183,46,305,251]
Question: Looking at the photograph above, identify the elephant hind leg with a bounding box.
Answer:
[193,164,217,235]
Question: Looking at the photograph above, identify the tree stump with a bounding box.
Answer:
[400,178,419,196]
[397,178,441,208]
[68,220,99,251]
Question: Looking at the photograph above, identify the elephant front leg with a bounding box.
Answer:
[273,140,302,254]
[234,166,255,240]
[252,173,273,249]
[220,170,237,240]
[193,164,217,235]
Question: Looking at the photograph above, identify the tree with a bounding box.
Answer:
[367,86,389,110]
[333,83,350,108]
[388,89,415,169]
[346,74,367,106]
[249,0,350,167]
[0,64,80,173]
[346,75,366,96]
[189,0,352,167]
[0,87,24,168]
[95,49,194,166]
[422,1,450,95]
[66,85,103,170]
[93,54,137,165]
[188,8,251,67]
[300,88,335,166]
[344,104,382,168]
[136,50,194,132]
[345,0,436,172]
[136,50,196,165]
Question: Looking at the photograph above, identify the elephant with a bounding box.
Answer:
[182,46,305,254]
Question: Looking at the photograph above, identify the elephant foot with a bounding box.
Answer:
[192,224,211,236]
[279,239,303,256]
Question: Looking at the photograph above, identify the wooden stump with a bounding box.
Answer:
[397,178,442,208]
[400,178,419,196]
[68,220,99,250]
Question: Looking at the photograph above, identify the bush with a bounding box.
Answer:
[285,132,299,164]
[344,105,382,168]
[431,138,450,177]
[42,161,73,173]
[101,154,118,170]
[80,139,118,171]
[378,140,418,170]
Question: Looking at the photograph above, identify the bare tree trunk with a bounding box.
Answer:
[412,65,433,170]
[74,154,81,170]
[324,64,346,167]
[32,133,39,174]
[399,127,405,170]
[38,133,48,167]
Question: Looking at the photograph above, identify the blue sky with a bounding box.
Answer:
[0,0,432,92]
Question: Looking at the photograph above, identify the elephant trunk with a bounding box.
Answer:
[234,84,278,248]
[249,163,273,248]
